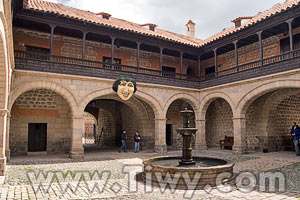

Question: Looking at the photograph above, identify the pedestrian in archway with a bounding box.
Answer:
[118,130,127,153]
[290,122,300,156]
[134,131,141,153]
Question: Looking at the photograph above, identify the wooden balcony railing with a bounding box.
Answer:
[14,49,300,89]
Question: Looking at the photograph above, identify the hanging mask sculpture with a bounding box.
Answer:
[112,77,137,101]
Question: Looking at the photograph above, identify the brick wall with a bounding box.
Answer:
[13,28,198,76]
[205,98,233,148]
[10,90,71,155]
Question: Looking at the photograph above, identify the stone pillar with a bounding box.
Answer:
[232,118,247,154]
[194,119,207,151]
[0,109,8,175]
[5,114,10,162]
[155,119,167,154]
[69,117,84,159]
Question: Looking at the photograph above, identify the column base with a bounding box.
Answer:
[155,144,167,155]
[194,143,207,151]
[0,157,6,176]
[233,145,247,154]
[5,150,10,162]
[69,148,84,159]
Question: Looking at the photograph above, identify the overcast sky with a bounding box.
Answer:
[44,0,285,39]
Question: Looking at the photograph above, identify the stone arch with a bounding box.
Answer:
[163,93,199,120]
[9,81,79,116]
[237,80,300,119]
[199,92,235,120]
[80,88,162,119]
[0,23,8,110]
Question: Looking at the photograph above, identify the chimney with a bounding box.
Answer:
[231,17,253,28]
[141,23,157,31]
[186,20,195,38]
[96,12,112,20]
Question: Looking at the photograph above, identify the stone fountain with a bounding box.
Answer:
[142,108,234,190]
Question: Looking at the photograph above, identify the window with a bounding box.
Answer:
[205,66,215,79]
[102,56,121,70]
[26,45,50,60]
[162,66,176,78]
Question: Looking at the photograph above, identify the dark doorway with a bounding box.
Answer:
[28,123,47,152]
[166,124,173,145]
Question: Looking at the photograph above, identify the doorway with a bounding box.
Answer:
[166,124,173,145]
[28,123,47,152]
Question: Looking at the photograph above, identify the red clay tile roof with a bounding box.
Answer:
[202,0,300,46]
[23,0,202,47]
[23,0,300,48]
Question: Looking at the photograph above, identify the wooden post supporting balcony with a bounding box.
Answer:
[111,37,115,64]
[198,55,201,79]
[49,25,56,56]
[82,31,87,63]
[213,48,218,77]
[180,51,183,79]
[287,19,294,52]
[233,40,239,71]
[160,47,163,75]
[257,31,263,65]
[137,42,141,72]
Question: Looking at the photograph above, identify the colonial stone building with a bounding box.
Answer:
[1,0,300,175]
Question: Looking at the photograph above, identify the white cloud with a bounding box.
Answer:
[44,0,285,39]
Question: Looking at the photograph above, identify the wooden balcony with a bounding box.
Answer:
[14,49,300,89]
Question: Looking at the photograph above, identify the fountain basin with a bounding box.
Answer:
[142,156,234,190]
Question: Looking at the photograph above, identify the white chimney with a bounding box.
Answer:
[186,20,195,38]
[141,23,157,32]
[96,12,112,20]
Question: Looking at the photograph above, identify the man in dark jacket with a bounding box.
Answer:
[291,122,300,156]
[118,130,127,153]
[134,131,141,153]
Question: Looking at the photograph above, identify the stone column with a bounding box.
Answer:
[5,114,10,162]
[155,119,167,154]
[232,118,247,154]
[0,109,8,175]
[194,119,207,151]
[70,117,84,159]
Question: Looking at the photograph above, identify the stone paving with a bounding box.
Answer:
[1,149,300,199]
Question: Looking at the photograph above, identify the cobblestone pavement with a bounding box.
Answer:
[1,149,300,199]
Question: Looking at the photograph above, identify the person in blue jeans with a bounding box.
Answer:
[290,122,300,156]
[118,130,127,153]
[134,131,141,153]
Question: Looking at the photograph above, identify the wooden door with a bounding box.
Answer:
[28,123,47,152]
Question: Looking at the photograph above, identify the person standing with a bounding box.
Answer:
[290,122,300,156]
[118,130,127,153]
[134,131,141,153]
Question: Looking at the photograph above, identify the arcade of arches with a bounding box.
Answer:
[7,85,300,158]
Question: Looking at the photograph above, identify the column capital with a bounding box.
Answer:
[72,116,84,120]
[195,119,206,122]
[0,109,9,117]
[257,30,263,36]
[233,40,238,45]
[49,24,56,29]
[155,118,167,121]
[198,55,201,60]
[286,18,294,24]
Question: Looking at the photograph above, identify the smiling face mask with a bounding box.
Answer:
[117,80,135,101]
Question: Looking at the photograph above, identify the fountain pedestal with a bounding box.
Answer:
[176,108,197,165]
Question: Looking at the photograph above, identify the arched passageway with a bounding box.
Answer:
[165,99,196,150]
[83,94,156,151]
[244,88,300,152]
[205,98,234,149]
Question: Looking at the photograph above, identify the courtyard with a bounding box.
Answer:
[1,148,300,200]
